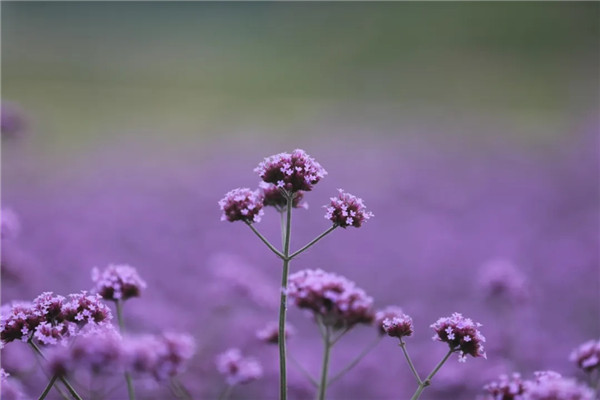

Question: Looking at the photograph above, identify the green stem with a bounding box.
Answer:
[399,339,422,384]
[328,336,381,387]
[38,375,58,400]
[116,300,136,400]
[246,221,285,260]
[289,225,337,260]
[278,192,293,400]
[28,340,83,400]
[410,349,454,400]
[317,326,332,400]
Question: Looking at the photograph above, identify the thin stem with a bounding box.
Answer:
[38,375,58,400]
[218,385,233,400]
[246,221,286,260]
[328,336,381,387]
[289,225,337,260]
[289,353,318,387]
[410,349,454,400]
[116,300,136,400]
[330,325,351,346]
[317,326,332,400]
[171,378,192,400]
[28,340,83,400]
[278,192,293,400]
[399,339,422,385]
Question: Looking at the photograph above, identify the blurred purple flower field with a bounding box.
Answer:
[2,114,598,399]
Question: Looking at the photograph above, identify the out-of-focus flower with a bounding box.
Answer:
[92,264,147,301]
[478,259,529,304]
[382,315,414,339]
[569,339,600,373]
[125,332,196,380]
[219,188,264,223]
[256,321,295,344]
[216,348,263,386]
[287,269,374,330]
[254,149,327,193]
[525,374,595,400]
[0,368,27,400]
[33,321,76,345]
[48,325,124,376]
[1,301,42,344]
[431,312,486,362]
[259,182,308,211]
[62,292,112,326]
[1,101,27,139]
[324,189,373,228]
[482,373,526,399]
[374,306,406,336]
[0,208,20,241]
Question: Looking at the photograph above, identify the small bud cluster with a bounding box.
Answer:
[287,269,374,330]
[325,189,374,228]
[216,348,263,386]
[254,149,327,193]
[1,291,111,346]
[569,339,600,373]
[256,321,295,344]
[374,306,407,336]
[382,315,414,339]
[431,312,486,362]
[482,371,594,400]
[92,264,147,301]
[219,188,264,223]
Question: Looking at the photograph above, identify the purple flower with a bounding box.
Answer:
[254,149,327,193]
[48,325,124,376]
[569,339,600,373]
[382,315,414,339]
[33,321,76,345]
[478,259,529,304]
[0,208,20,241]
[525,373,595,400]
[219,188,264,223]
[124,332,196,380]
[216,348,263,386]
[62,291,112,326]
[482,373,526,399]
[92,264,147,301]
[324,189,373,228]
[259,182,308,211]
[256,321,295,344]
[287,269,375,329]
[374,306,406,336]
[431,312,486,362]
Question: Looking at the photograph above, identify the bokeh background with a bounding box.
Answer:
[2,2,599,399]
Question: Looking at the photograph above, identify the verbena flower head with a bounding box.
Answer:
[431,312,486,362]
[219,188,264,223]
[375,306,406,336]
[49,325,124,376]
[482,373,526,400]
[478,259,529,304]
[254,149,327,193]
[62,291,112,326]
[525,373,595,400]
[256,321,295,344]
[1,301,40,344]
[92,264,147,301]
[287,269,374,329]
[124,332,196,380]
[0,208,20,240]
[569,339,600,373]
[382,315,414,339]
[259,182,308,211]
[216,348,263,386]
[324,189,374,228]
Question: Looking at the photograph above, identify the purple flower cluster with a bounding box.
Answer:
[49,328,196,381]
[216,348,263,386]
[259,182,308,211]
[569,339,600,373]
[324,189,373,228]
[92,264,147,301]
[374,306,407,335]
[1,291,111,346]
[382,315,414,339]
[287,269,374,329]
[254,149,327,193]
[256,321,295,344]
[431,312,486,362]
[482,371,594,400]
[219,188,264,223]
[478,259,529,304]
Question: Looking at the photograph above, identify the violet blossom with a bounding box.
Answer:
[431,312,486,362]
[219,188,264,223]
[569,339,600,373]
[256,321,295,344]
[216,348,263,386]
[259,182,308,211]
[254,149,327,193]
[324,189,373,228]
[92,264,147,301]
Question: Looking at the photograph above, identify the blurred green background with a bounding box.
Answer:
[2,2,598,157]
